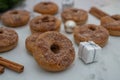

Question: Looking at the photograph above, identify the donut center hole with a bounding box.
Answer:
[89,27,96,31]
[43,2,49,5]
[73,9,78,13]
[50,44,60,54]
[11,11,18,14]
[35,21,40,24]
[42,17,49,22]
[0,30,3,34]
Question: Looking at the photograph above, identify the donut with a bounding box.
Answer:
[0,27,18,52]
[61,8,88,25]
[101,16,115,25]
[101,16,120,36]
[73,24,109,47]
[30,15,61,33]
[111,14,120,21]
[1,10,30,27]
[33,31,75,71]
[34,2,58,15]
[25,33,40,55]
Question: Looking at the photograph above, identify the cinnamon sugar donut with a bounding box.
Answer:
[0,27,18,52]
[73,24,109,47]
[34,2,58,15]
[25,33,40,55]
[101,16,120,36]
[111,14,120,21]
[30,15,61,33]
[61,8,88,25]
[1,10,30,27]
[33,31,75,71]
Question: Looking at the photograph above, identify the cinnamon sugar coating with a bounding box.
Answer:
[33,31,75,71]
[61,8,88,25]
[0,27,18,52]
[25,33,40,55]
[1,10,30,27]
[30,15,61,33]
[74,24,109,47]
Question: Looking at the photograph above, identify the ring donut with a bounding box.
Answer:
[73,24,109,47]
[34,2,58,15]
[111,14,120,21]
[33,31,75,71]
[61,8,88,25]
[101,16,120,36]
[1,10,30,27]
[0,27,18,52]
[30,15,61,33]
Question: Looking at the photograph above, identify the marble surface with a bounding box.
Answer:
[0,0,120,80]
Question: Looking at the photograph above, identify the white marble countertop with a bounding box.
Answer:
[0,0,120,80]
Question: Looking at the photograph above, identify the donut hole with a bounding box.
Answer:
[50,44,60,54]
[72,9,78,13]
[11,11,18,14]
[49,17,55,22]
[89,26,96,31]
[0,30,3,34]
[43,2,49,5]
[35,20,42,24]
[42,17,49,22]
[35,21,39,24]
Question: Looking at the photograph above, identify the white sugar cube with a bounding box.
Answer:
[78,41,101,64]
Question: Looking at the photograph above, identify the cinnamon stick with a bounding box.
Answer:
[89,7,110,19]
[0,57,24,73]
[0,65,5,74]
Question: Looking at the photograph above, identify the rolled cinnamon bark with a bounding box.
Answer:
[0,57,24,73]
[0,65,5,74]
